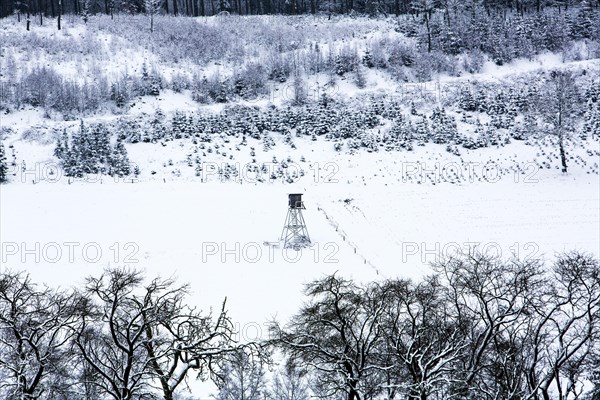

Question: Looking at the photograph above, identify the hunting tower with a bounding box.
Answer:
[281,194,311,249]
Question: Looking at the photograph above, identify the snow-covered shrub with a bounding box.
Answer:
[305,42,327,74]
[20,67,63,108]
[333,45,359,76]
[170,72,191,93]
[99,15,231,65]
[413,51,458,82]
[137,63,163,96]
[331,116,358,140]
[362,49,374,68]
[386,116,414,151]
[114,116,143,143]
[233,63,268,100]
[354,65,367,89]
[439,26,463,55]
[395,17,420,38]
[171,111,193,139]
[509,114,537,141]
[360,133,379,152]
[385,41,417,81]
[460,48,485,74]
[366,39,388,69]
[267,54,292,83]
[191,72,230,104]
[110,76,133,108]
[0,142,7,183]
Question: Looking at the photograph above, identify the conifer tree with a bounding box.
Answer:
[388,115,414,150]
[583,98,600,139]
[0,142,8,183]
[583,81,600,139]
[53,130,67,160]
[413,116,430,146]
[110,138,131,177]
[430,107,458,144]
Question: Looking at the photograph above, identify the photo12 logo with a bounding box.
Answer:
[400,241,541,264]
[400,161,539,184]
[1,241,140,266]
[198,161,340,184]
[201,241,339,264]
[242,80,340,104]
[8,161,141,184]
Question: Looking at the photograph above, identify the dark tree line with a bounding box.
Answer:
[1,0,599,23]
[270,251,600,400]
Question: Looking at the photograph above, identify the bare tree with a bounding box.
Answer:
[270,275,387,400]
[523,252,600,400]
[432,252,543,398]
[537,70,580,173]
[26,0,30,30]
[141,281,238,400]
[212,347,268,400]
[70,267,240,400]
[70,268,159,400]
[0,271,78,399]
[379,276,469,400]
[270,358,310,400]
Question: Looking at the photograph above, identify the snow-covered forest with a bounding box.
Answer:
[0,0,599,399]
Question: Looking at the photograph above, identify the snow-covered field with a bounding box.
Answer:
[2,161,598,332]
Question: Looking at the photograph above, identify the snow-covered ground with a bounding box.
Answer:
[2,162,598,331]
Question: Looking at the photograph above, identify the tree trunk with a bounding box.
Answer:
[57,0,61,29]
[425,13,431,52]
[559,132,567,173]
[348,384,361,400]
[26,0,30,30]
